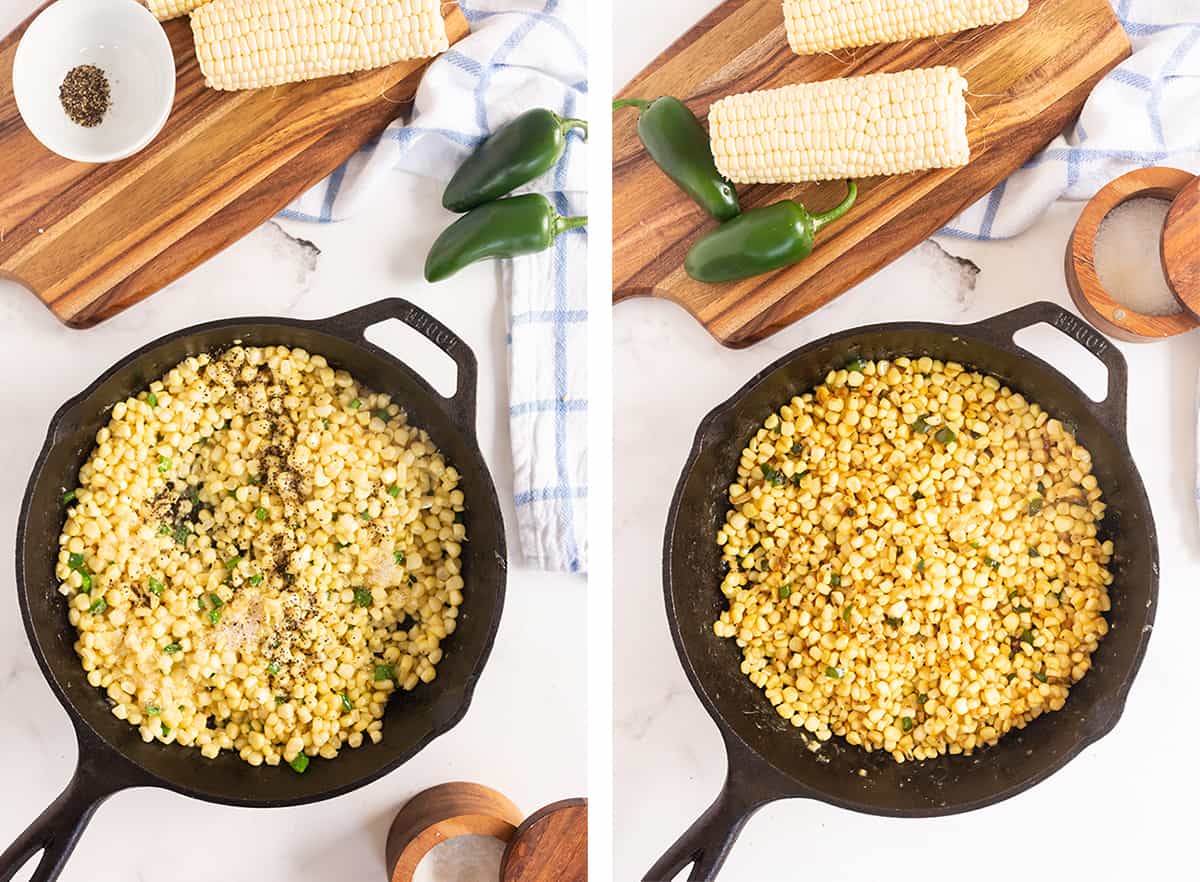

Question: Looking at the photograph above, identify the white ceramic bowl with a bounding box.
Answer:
[13,0,176,163]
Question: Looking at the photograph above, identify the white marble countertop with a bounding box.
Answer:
[0,7,586,871]
[614,2,1200,879]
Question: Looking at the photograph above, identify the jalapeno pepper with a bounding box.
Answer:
[442,108,588,212]
[613,96,740,221]
[684,181,858,283]
[425,194,587,282]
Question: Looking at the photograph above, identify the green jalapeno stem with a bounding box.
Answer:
[560,117,589,139]
[554,214,590,236]
[812,181,859,233]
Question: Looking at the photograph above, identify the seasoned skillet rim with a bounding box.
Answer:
[16,308,507,809]
[662,306,1158,818]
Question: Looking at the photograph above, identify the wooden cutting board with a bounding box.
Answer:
[0,2,468,329]
[613,0,1130,348]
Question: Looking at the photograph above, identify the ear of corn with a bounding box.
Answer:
[191,0,450,92]
[782,0,1029,55]
[708,66,971,184]
[146,0,211,20]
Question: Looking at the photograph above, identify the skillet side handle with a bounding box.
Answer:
[644,769,767,882]
[322,298,479,431]
[0,756,126,882]
[966,301,1128,431]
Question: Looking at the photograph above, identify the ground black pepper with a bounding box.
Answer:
[59,64,110,128]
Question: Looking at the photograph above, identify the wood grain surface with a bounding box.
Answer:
[613,0,1131,348]
[1065,166,1198,341]
[1163,172,1200,322]
[0,2,468,329]
[501,798,587,882]
[385,782,524,882]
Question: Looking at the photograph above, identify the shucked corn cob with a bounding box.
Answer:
[191,0,450,91]
[145,0,210,20]
[782,0,1029,55]
[709,67,971,184]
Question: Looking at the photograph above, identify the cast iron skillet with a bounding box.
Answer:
[1,298,507,882]
[649,302,1157,881]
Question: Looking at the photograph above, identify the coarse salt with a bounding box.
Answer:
[1093,198,1181,317]
[411,835,507,882]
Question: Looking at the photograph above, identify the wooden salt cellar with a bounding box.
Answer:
[385,784,587,882]
[1066,167,1200,342]
[385,782,523,882]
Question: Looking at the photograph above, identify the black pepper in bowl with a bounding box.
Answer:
[59,64,110,128]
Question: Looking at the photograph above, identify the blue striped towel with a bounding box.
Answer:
[944,0,1200,240]
[283,0,588,574]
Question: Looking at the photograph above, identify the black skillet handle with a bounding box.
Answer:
[0,743,135,882]
[322,298,479,430]
[966,301,1128,430]
[644,741,791,882]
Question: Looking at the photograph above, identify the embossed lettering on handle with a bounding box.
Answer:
[1052,310,1110,359]
[401,307,462,359]
[323,299,478,432]
[985,302,1128,433]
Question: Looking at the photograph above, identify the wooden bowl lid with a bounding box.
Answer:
[1065,166,1200,342]
[1163,173,1200,321]
[501,798,587,882]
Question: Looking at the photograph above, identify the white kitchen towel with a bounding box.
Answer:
[280,0,588,574]
[942,0,1200,240]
